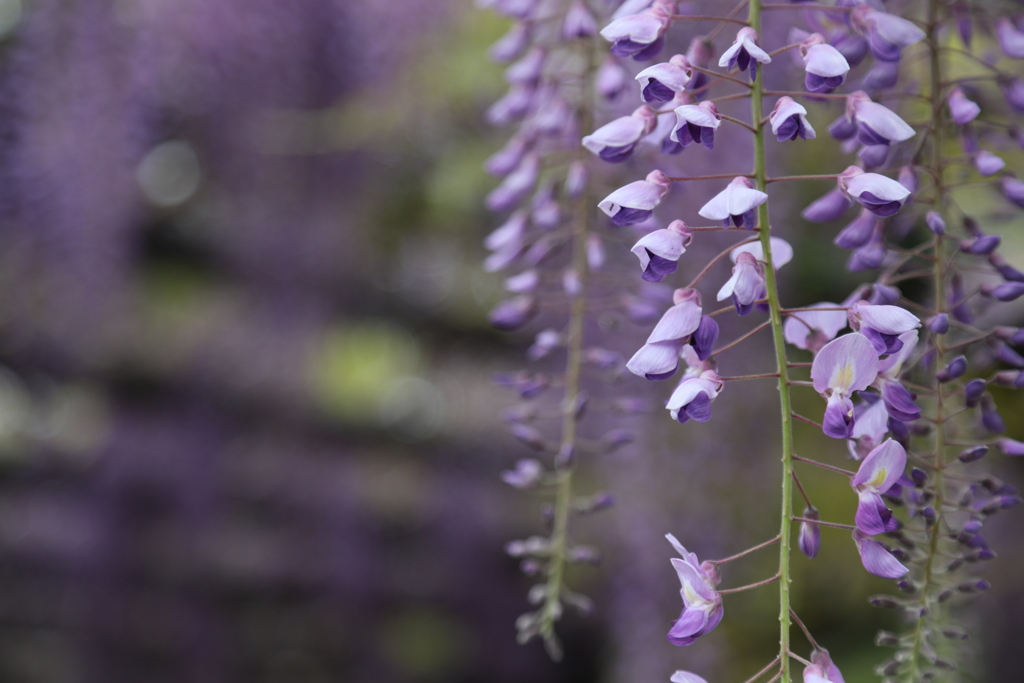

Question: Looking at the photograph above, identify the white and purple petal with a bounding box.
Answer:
[627,339,683,380]
[598,170,671,225]
[853,529,909,578]
[811,333,880,395]
[698,177,768,228]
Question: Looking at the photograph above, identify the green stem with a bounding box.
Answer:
[907,2,948,679]
[748,2,794,681]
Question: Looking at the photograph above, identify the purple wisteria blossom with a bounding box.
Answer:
[627,288,703,379]
[975,150,1006,176]
[665,534,723,645]
[582,105,657,162]
[770,97,816,141]
[997,17,1024,58]
[873,330,921,422]
[851,439,906,534]
[671,672,708,683]
[783,303,848,352]
[803,650,846,683]
[698,177,768,228]
[671,101,722,150]
[811,333,880,438]
[853,529,909,579]
[598,169,671,225]
[837,166,911,217]
[717,251,766,316]
[799,507,821,559]
[802,188,853,222]
[831,91,915,147]
[666,347,724,423]
[562,1,597,39]
[730,237,793,269]
[847,397,889,460]
[631,220,692,282]
[599,0,673,61]
[948,87,981,125]
[800,33,850,93]
[848,301,921,355]
[636,54,693,102]
[719,27,771,80]
[853,7,926,62]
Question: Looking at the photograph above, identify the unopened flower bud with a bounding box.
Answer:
[927,313,949,334]
[799,507,821,559]
[501,459,545,488]
[875,630,900,646]
[925,210,946,235]
[936,355,967,382]
[964,378,986,407]
[958,445,988,463]
[511,424,546,451]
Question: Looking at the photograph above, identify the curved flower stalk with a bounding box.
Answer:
[486,0,1024,679]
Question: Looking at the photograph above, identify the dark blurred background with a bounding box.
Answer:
[0,1,1020,682]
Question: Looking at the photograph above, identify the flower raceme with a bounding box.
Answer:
[666,534,723,646]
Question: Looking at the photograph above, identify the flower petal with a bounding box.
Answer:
[851,438,907,492]
[811,333,880,394]
[851,302,920,335]
[730,237,793,269]
[804,43,850,78]
[853,529,909,578]
[626,340,683,380]
[853,100,915,143]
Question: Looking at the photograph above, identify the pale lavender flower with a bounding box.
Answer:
[666,347,724,422]
[802,188,852,222]
[799,507,821,558]
[596,56,629,99]
[486,153,540,211]
[996,17,1024,59]
[490,295,537,330]
[997,438,1024,456]
[948,87,981,125]
[837,166,911,217]
[502,459,545,488]
[834,210,876,249]
[627,288,703,379]
[719,27,771,80]
[505,269,539,293]
[582,105,658,162]
[804,650,846,683]
[848,397,890,460]
[600,0,672,61]
[730,237,794,269]
[925,210,946,235]
[811,333,880,439]
[853,529,909,578]
[565,160,588,198]
[874,330,921,422]
[975,150,1006,176]
[562,1,598,39]
[848,301,921,355]
[671,101,722,150]
[854,7,926,62]
[841,92,915,147]
[636,54,693,103]
[671,672,708,683]
[717,251,766,316]
[770,96,816,141]
[699,176,768,228]
[665,534,724,644]
[631,220,692,282]
[851,438,906,534]
[685,36,715,94]
[485,83,534,125]
[599,169,671,225]
[801,33,850,92]
[784,303,848,352]
[486,134,531,177]
[1002,176,1024,208]
[1000,77,1024,112]
[489,22,529,63]
[505,46,546,85]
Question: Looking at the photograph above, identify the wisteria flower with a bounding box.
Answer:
[854,7,926,62]
[719,27,771,80]
[804,650,846,683]
[562,1,597,39]
[627,288,703,379]
[671,672,708,683]
[851,439,906,534]
[852,529,908,578]
[636,55,692,102]
[770,97,816,141]
[811,333,880,439]
[486,154,540,212]
[975,150,1006,177]
[948,87,981,125]
[599,0,672,61]
[717,251,766,316]
[837,166,910,217]
[802,188,852,223]
[489,22,529,63]
[848,301,921,355]
[874,330,921,422]
[784,303,848,352]
[667,348,724,423]
[997,17,1024,59]
[836,92,915,147]
[583,105,657,162]
[631,220,692,282]
[665,534,723,644]
[698,177,768,229]
[596,56,629,99]
[847,397,889,460]
[671,101,722,150]
[598,169,671,226]
[730,237,793,269]
[504,46,546,85]
[801,33,850,92]
[685,36,714,93]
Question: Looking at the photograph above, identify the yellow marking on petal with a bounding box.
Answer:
[831,363,854,392]
[869,467,888,490]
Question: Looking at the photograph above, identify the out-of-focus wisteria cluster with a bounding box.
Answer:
[480,0,1024,682]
